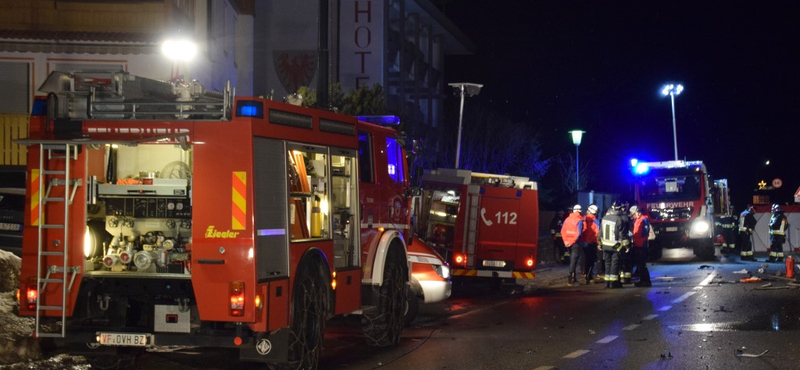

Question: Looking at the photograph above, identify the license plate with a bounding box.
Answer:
[0,222,20,231]
[97,332,151,347]
[482,260,506,268]
[666,227,678,232]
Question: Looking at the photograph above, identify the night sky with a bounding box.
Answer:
[442,1,800,210]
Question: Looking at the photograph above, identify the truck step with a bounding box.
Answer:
[35,333,65,338]
[38,305,64,311]
[42,224,65,229]
[40,251,64,256]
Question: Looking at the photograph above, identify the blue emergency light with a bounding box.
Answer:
[357,115,400,126]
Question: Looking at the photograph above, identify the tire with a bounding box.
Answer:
[693,239,716,260]
[363,244,408,347]
[403,287,419,326]
[647,243,663,262]
[282,262,327,370]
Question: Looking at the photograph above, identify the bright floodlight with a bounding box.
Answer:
[630,158,638,167]
[162,38,198,61]
[569,130,585,146]
[662,84,683,96]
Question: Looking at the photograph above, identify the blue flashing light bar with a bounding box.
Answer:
[358,115,400,126]
[630,158,638,167]
[236,100,264,118]
[634,163,650,175]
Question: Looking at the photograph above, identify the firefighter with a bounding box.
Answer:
[580,204,600,284]
[739,204,757,261]
[561,204,584,285]
[551,210,568,263]
[630,205,652,287]
[599,202,629,289]
[618,202,633,284]
[718,213,738,256]
[768,203,788,263]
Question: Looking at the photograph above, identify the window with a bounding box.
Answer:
[358,131,374,184]
[0,62,30,114]
[287,145,329,240]
[385,137,404,184]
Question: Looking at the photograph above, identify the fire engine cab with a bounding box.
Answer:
[17,71,411,369]
[415,168,539,284]
[630,160,718,260]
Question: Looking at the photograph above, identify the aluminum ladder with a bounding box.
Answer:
[34,143,82,338]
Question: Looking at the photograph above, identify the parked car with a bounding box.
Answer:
[406,237,451,324]
[0,167,25,256]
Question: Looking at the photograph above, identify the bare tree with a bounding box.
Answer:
[458,106,551,181]
[558,152,591,193]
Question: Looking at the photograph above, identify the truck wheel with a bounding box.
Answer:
[284,263,327,370]
[363,244,407,346]
[404,286,419,326]
[693,239,716,260]
[647,243,663,261]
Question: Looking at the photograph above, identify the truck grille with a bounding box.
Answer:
[648,207,692,221]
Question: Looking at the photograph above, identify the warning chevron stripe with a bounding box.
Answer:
[232,171,246,230]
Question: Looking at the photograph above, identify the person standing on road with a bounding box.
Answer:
[599,202,629,289]
[739,204,757,261]
[580,204,600,284]
[768,203,788,263]
[630,205,652,287]
[561,204,584,285]
[618,202,633,284]
[551,210,568,263]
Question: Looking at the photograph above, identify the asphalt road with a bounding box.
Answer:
[7,248,800,370]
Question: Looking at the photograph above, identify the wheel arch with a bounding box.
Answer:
[367,230,409,287]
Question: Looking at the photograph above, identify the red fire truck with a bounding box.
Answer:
[17,71,413,369]
[630,160,718,260]
[415,168,539,284]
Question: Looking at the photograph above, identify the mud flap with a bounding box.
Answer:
[239,329,290,363]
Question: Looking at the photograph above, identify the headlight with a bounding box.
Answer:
[84,228,96,258]
[433,264,450,279]
[691,220,710,235]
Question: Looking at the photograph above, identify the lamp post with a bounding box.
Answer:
[661,84,684,161]
[448,82,483,169]
[569,130,585,192]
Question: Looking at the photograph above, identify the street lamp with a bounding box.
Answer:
[569,130,585,192]
[448,82,482,169]
[661,83,684,161]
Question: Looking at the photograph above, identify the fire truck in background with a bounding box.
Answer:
[414,168,539,285]
[630,160,726,260]
[17,71,415,369]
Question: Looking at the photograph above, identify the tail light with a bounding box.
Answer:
[454,254,466,265]
[26,284,38,311]
[230,281,245,316]
[526,258,534,267]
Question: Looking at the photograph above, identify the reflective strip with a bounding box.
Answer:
[769,252,777,257]
[360,223,410,230]
[452,269,530,279]
[232,171,246,230]
[30,169,39,226]
[777,252,784,257]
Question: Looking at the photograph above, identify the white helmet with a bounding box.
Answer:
[587,204,598,215]
[572,204,582,212]
[629,205,639,215]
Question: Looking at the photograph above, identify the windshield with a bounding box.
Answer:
[637,174,701,201]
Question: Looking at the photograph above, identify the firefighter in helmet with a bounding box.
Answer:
[618,202,633,284]
[739,204,757,261]
[551,209,568,263]
[599,202,629,288]
[561,204,584,285]
[768,203,788,263]
[580,204,600,284]
[630,205,652,287]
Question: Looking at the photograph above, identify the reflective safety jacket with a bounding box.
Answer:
[579,213,599,244]
[560,211,584,247]
[769,211,788,236]
[739,209,756,234]
[600,209,630,249]
[632,215,650,247]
